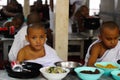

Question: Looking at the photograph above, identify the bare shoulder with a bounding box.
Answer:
[18,45,29,54]
[87,42,102,66]
[90,42,101,55]
[92,42,101,49]
[92,42,101,48]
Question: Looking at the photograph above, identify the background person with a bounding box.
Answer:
[4,13,25,34]
[74,5,90,32]
[0,0,23,20]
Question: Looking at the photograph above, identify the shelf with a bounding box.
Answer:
[68,52,80,56]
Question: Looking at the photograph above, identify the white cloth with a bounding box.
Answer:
[8,25,62,66]
[69,17,74,33]
[25,44,62,67]
[69,0,87,34]
[49,6,55,33]
[8,25,29,61]
[69,20,72,33]
[70,0,86,13]
[84,39,120,65]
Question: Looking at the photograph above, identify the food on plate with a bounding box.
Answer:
[46,66,66,73]
[118,73,120,76]
[80,69,100,74]
[95,64,118,69]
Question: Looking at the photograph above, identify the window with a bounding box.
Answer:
[0,0,7,5]
[0,0,7,9]
[17,0,37,6]
[0,0,55,8]
[17,0,24,6]
[89,0,101,16]
[17,0,55,6]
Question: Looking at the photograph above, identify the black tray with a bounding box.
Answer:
[4,62,43,79]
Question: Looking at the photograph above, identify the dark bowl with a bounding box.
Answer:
[84,17,100,30]
[117,60,120,64]
[4,62,43,79]
[54,61,82,72]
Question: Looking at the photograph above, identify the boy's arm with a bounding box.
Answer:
[8,26,28,61]
[17,49,25,63]
[87,44,101,66]
[8,34,23,61]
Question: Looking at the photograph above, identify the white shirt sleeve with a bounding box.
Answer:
[8,26,29,61]
[49,6,55,33]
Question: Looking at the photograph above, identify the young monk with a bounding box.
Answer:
[74,5,89,32]
[8,12,54,61]
[17,23,62,66]
[85,21,120,66]
[4,13,25,34]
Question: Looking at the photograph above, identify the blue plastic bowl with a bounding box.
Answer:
[111,70,120,80]
[94,62,120,76]
[74,66,104,80]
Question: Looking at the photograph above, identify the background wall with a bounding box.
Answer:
[100,0,120,27]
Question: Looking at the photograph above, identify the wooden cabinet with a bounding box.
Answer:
[100,0,120,26]
[0,38,13,60]
[68,36,85,60]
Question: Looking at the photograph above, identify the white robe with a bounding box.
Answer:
[84,39,120,65]
[8,26,28,61]
[70,0,86,13]
[8,26,62,66]
[25,44,62,67]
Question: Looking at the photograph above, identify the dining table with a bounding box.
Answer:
[0,70,114,80]
[68,30,98,60]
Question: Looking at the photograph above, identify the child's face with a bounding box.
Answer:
[26,28,46,51]
[81,7,89,17]
[99,27,119,49]
[12,19,22,29]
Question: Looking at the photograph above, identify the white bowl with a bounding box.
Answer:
[40,66,70,80]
